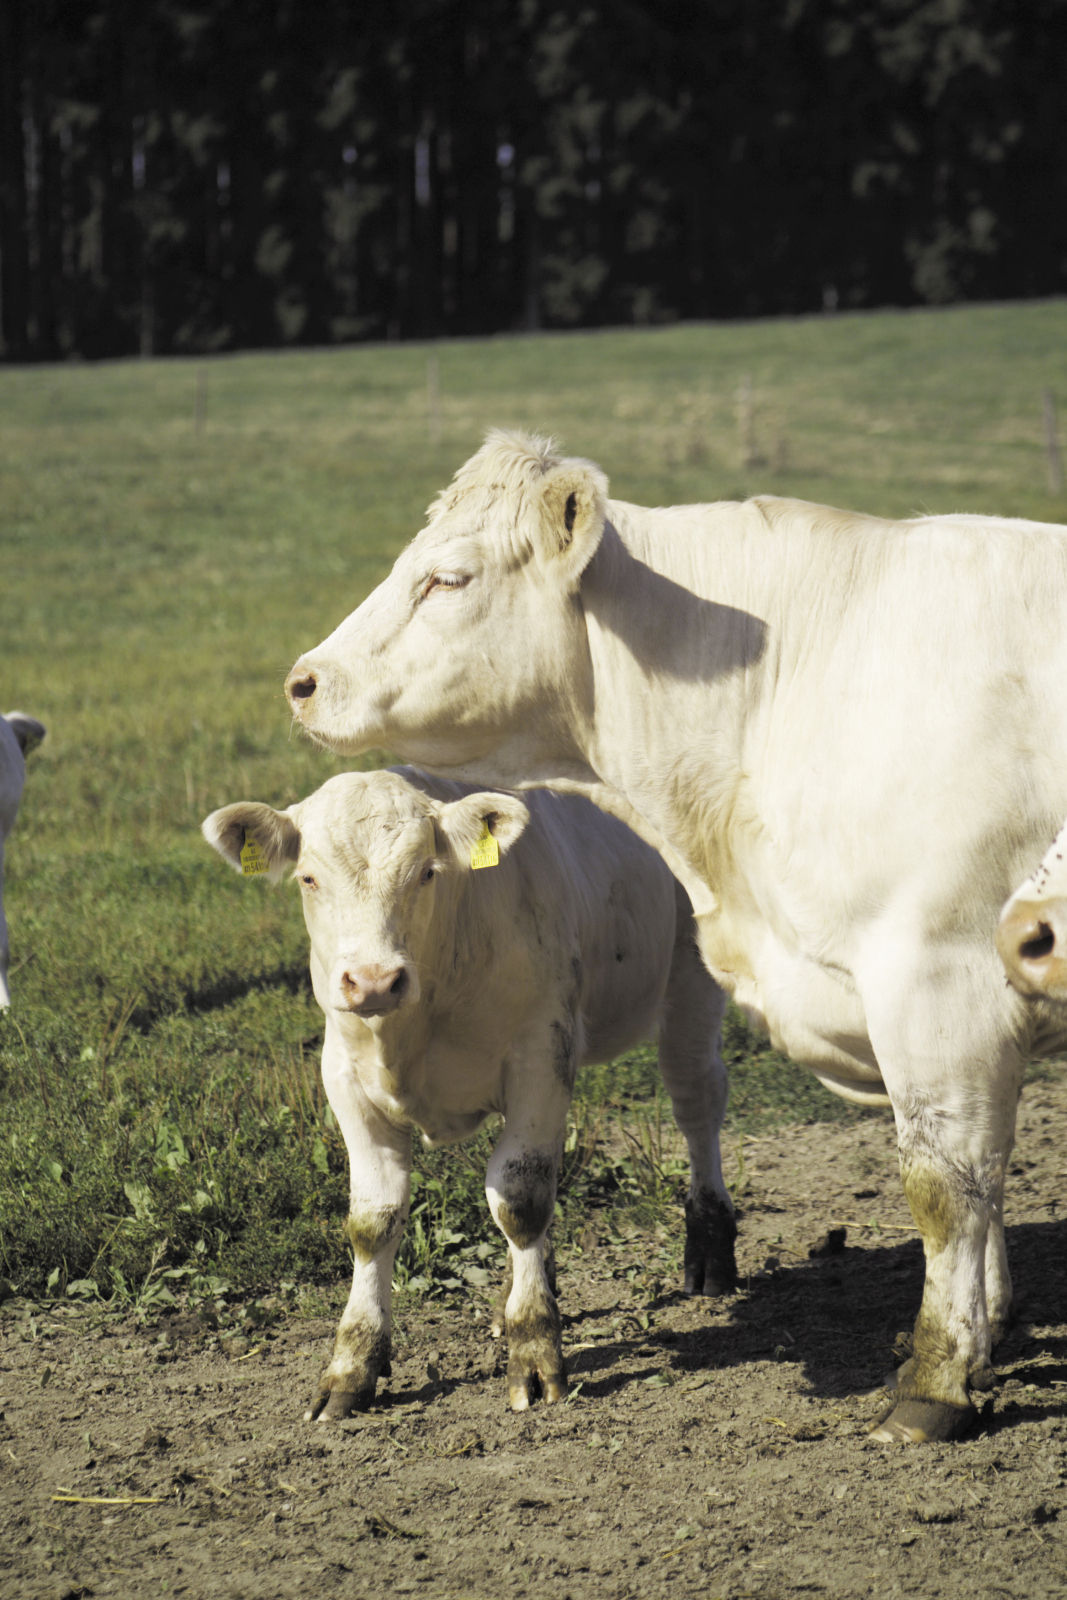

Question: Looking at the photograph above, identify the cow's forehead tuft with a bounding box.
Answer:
[425,430,561,525]
[301,773,435,852]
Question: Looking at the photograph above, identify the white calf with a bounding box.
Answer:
[204,767,732,1418]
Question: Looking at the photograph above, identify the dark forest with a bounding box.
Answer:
[2,0,1065,361]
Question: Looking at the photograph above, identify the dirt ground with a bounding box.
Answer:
[3,1075,1065,1600]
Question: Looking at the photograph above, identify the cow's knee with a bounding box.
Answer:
[490,1152,557,1250]
[345,1202,406,1262]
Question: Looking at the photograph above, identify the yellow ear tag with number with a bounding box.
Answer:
[240,833,269,877]
[469,818,499,871]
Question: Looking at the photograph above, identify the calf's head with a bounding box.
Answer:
[285,431,608,778]
[203,770,529,1019]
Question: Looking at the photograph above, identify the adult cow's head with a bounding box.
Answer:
[285,432,607,781]
[203,770,529,1020]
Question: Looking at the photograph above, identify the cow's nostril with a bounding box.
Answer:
[289,674,317,702]
[1020,924,1056,962]
[389,971,408,997]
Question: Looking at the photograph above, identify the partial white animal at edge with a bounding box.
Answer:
[0,711,46,1009]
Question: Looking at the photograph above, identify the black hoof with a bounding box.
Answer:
[868,1396,975,1444]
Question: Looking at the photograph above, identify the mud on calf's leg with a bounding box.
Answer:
[306,1204,406,1422]
[870,1153,1004,1445]
[487,1151,567,1410]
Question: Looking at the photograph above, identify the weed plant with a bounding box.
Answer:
[2,302,1065,1313]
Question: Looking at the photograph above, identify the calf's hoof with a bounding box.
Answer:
[507,1351,568,1411]
[304,1358,391,1423]
[868,1396,975,1445]
[683,1191,738,1295]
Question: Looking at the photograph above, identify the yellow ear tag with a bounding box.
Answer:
[469,818,499,871]
[240,834,269,877]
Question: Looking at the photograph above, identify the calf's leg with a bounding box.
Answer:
[660,902,737,1294]
[486,1032,574,1410]
[306,1029,412,1421]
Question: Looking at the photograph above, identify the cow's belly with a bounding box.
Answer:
[698,913,889,1105]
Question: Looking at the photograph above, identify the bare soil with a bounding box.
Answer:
[3,1076,1065,1600]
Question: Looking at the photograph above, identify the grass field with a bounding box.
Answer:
[2,300,1066,1310]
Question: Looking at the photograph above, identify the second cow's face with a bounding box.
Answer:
[203,771,529,1022]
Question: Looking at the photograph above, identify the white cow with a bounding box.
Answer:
[0,712,46,1008]
[203,767,732,1419]
[998,820,1067,1000]
[285,430,1067,1444]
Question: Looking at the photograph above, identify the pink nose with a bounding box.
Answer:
[339,963,413,1016]
[996,896,1067,1001]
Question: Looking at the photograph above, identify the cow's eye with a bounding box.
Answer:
[421,571,470,600]
[299,873,318,890]
[420,864,436,885]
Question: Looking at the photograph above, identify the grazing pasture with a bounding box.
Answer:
[1,304,1066,1595]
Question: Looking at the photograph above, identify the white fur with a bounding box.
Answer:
[204,765,729,1415]
[287,431,1067,1434]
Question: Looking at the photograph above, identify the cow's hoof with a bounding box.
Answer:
[683,1192,738,1296]
[304,1361,388,1422]
[868,1397,975,1444]
[305,1383,375,1422]
[507,1350,567,1411]
[508,1369,567,1411]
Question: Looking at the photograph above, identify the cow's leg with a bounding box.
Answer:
[306,1028,412,1422]
[485,1030,573,1411]
[863,970,1023,1444]
[660,901,736,1293]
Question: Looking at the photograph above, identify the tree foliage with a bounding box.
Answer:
[1,0,1064,360]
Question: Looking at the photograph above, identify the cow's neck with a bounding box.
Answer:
[545,508,766,913]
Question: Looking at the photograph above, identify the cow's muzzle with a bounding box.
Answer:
[996,894,1067,1002]
[285,660,318,716]
[337,961,417,1017]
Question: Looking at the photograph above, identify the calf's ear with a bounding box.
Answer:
[533,459,608,589]
[436,792,530,869]
[202,802,300,881]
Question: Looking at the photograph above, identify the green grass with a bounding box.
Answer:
[2,300,1065,1308]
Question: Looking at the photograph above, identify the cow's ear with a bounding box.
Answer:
[436,792,530,870]
[4,712,46,756]
[202,802,300,882]
[534,459,608,588]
